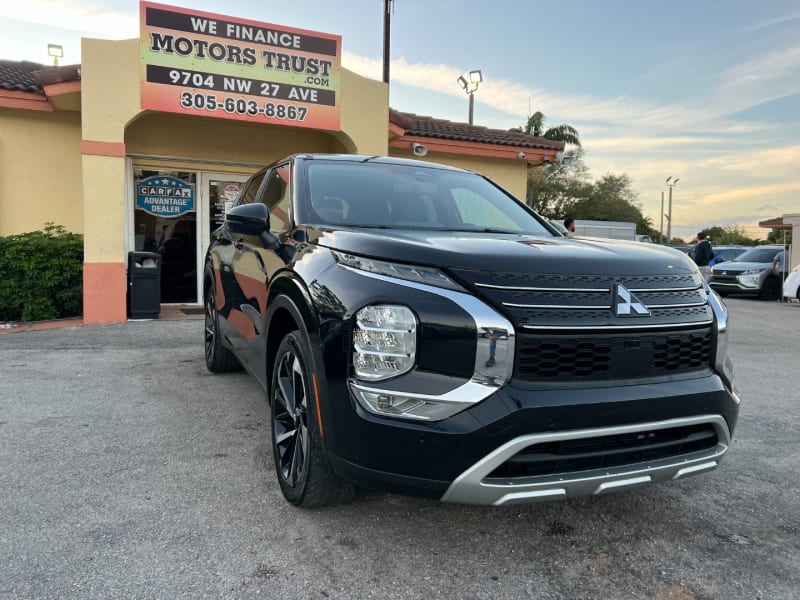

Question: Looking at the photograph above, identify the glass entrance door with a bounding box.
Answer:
[132,169,250,306]
[133,168,198,304]
[197,173,250,301]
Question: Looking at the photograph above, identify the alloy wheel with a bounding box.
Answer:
[204,288,217,364]
[273,349,309,487]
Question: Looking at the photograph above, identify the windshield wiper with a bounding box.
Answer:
[444,227,523,234]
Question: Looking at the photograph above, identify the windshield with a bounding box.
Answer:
[733,247,781,264]
[304,161,552,235]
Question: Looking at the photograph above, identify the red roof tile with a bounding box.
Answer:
[0,60,46,94]
[0,61,81,96]
[390,108,564,151]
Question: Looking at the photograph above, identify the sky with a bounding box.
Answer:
[1,0,799,241]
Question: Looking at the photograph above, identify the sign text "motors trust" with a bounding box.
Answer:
[150,33,333,77]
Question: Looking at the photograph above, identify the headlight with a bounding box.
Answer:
[739,268,763,275]
[736,274,760,288]
[352,305,416,381]
[333,251,463,291]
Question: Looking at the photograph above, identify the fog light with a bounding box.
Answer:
[374,393,424,414]
[350,385,472,421]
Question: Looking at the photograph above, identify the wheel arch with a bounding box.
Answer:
[265,273,320,398]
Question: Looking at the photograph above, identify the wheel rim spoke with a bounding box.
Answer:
[278,356,295,414]
[204,292,215,360]
[273,347,308,488]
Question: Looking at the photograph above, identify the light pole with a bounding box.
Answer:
[47,44,63,67]
[659,191,664,244]
[457,70,483,125]
[665,176,679,242]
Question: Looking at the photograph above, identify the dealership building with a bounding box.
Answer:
[0,3,571,325]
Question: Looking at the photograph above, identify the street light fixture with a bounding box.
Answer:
[665,176,680,242]
[47,44,63,66]
[457,69,483,125]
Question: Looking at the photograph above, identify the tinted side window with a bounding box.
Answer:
[239,172,266,205]
[258,163,291,232]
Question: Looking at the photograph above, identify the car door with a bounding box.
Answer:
[229,162,293,382]
[214,170,267,358]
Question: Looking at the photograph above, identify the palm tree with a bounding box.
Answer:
[510,111,581,147]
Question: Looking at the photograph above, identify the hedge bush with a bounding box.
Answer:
[0,224,83,322]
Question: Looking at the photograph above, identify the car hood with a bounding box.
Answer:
[311,227,697,277]
[712,261,769,273]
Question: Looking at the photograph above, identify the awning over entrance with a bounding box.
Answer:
[759,217,792,230]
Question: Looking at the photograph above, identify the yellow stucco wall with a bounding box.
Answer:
[125,112,346,163]
[0,108,83,235]
[339,68,388,156]
[80,38,137,265]
[389,150,529,201]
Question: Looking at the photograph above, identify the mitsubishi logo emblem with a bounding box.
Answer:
[614,284,651,317]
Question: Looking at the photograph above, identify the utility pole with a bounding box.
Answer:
[665,177,679,242]
[383,0,393,84]
[659,191,664,244]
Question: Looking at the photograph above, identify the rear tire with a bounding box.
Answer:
[204,276,241,372]
[270,331,354,507]
[759,276,781,301]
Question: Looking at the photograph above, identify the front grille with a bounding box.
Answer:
[710,274,739,284]
[515,329,712,381]
[448,270,713,330]
[486,423,719,479]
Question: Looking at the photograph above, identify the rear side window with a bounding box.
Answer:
[258,163,291,232]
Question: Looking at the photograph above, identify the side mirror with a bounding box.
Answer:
[226,203,279,248]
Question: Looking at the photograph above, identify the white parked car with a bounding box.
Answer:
[782,265,800,301]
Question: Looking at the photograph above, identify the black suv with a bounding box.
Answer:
[204,154,738,507]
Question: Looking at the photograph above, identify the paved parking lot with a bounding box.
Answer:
[1,298,798,599]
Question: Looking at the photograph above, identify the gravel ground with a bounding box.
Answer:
[0,297,798,599]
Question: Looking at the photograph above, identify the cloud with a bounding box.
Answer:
[343,52,775,141]
[586,136,731,151]
[704,44,800,115]
[745,11,800,32]
[700,144,800,175]
[685,181,800,206]
[0,0,138,37]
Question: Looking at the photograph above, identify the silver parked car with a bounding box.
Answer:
[708,245,784,300]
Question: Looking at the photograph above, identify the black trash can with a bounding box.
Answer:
[127,251,162,319]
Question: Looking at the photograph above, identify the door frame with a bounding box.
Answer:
[196,172,250,303]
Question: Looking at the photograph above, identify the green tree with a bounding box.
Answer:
[569,173,655,238]
[526,148,591,218]
[510,111,581,147]
[700,225,757,246]
[766,228,792,245]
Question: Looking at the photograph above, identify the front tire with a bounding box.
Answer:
[271,332,353,507]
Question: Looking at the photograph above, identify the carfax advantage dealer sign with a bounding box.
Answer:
[139,2,342,131]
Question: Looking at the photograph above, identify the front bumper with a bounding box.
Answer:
[709,274,761,294]
[326,372,740,504]
[441,414,730,505]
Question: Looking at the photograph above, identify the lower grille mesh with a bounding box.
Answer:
[516,329,712,381]
[487,423,719,479]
